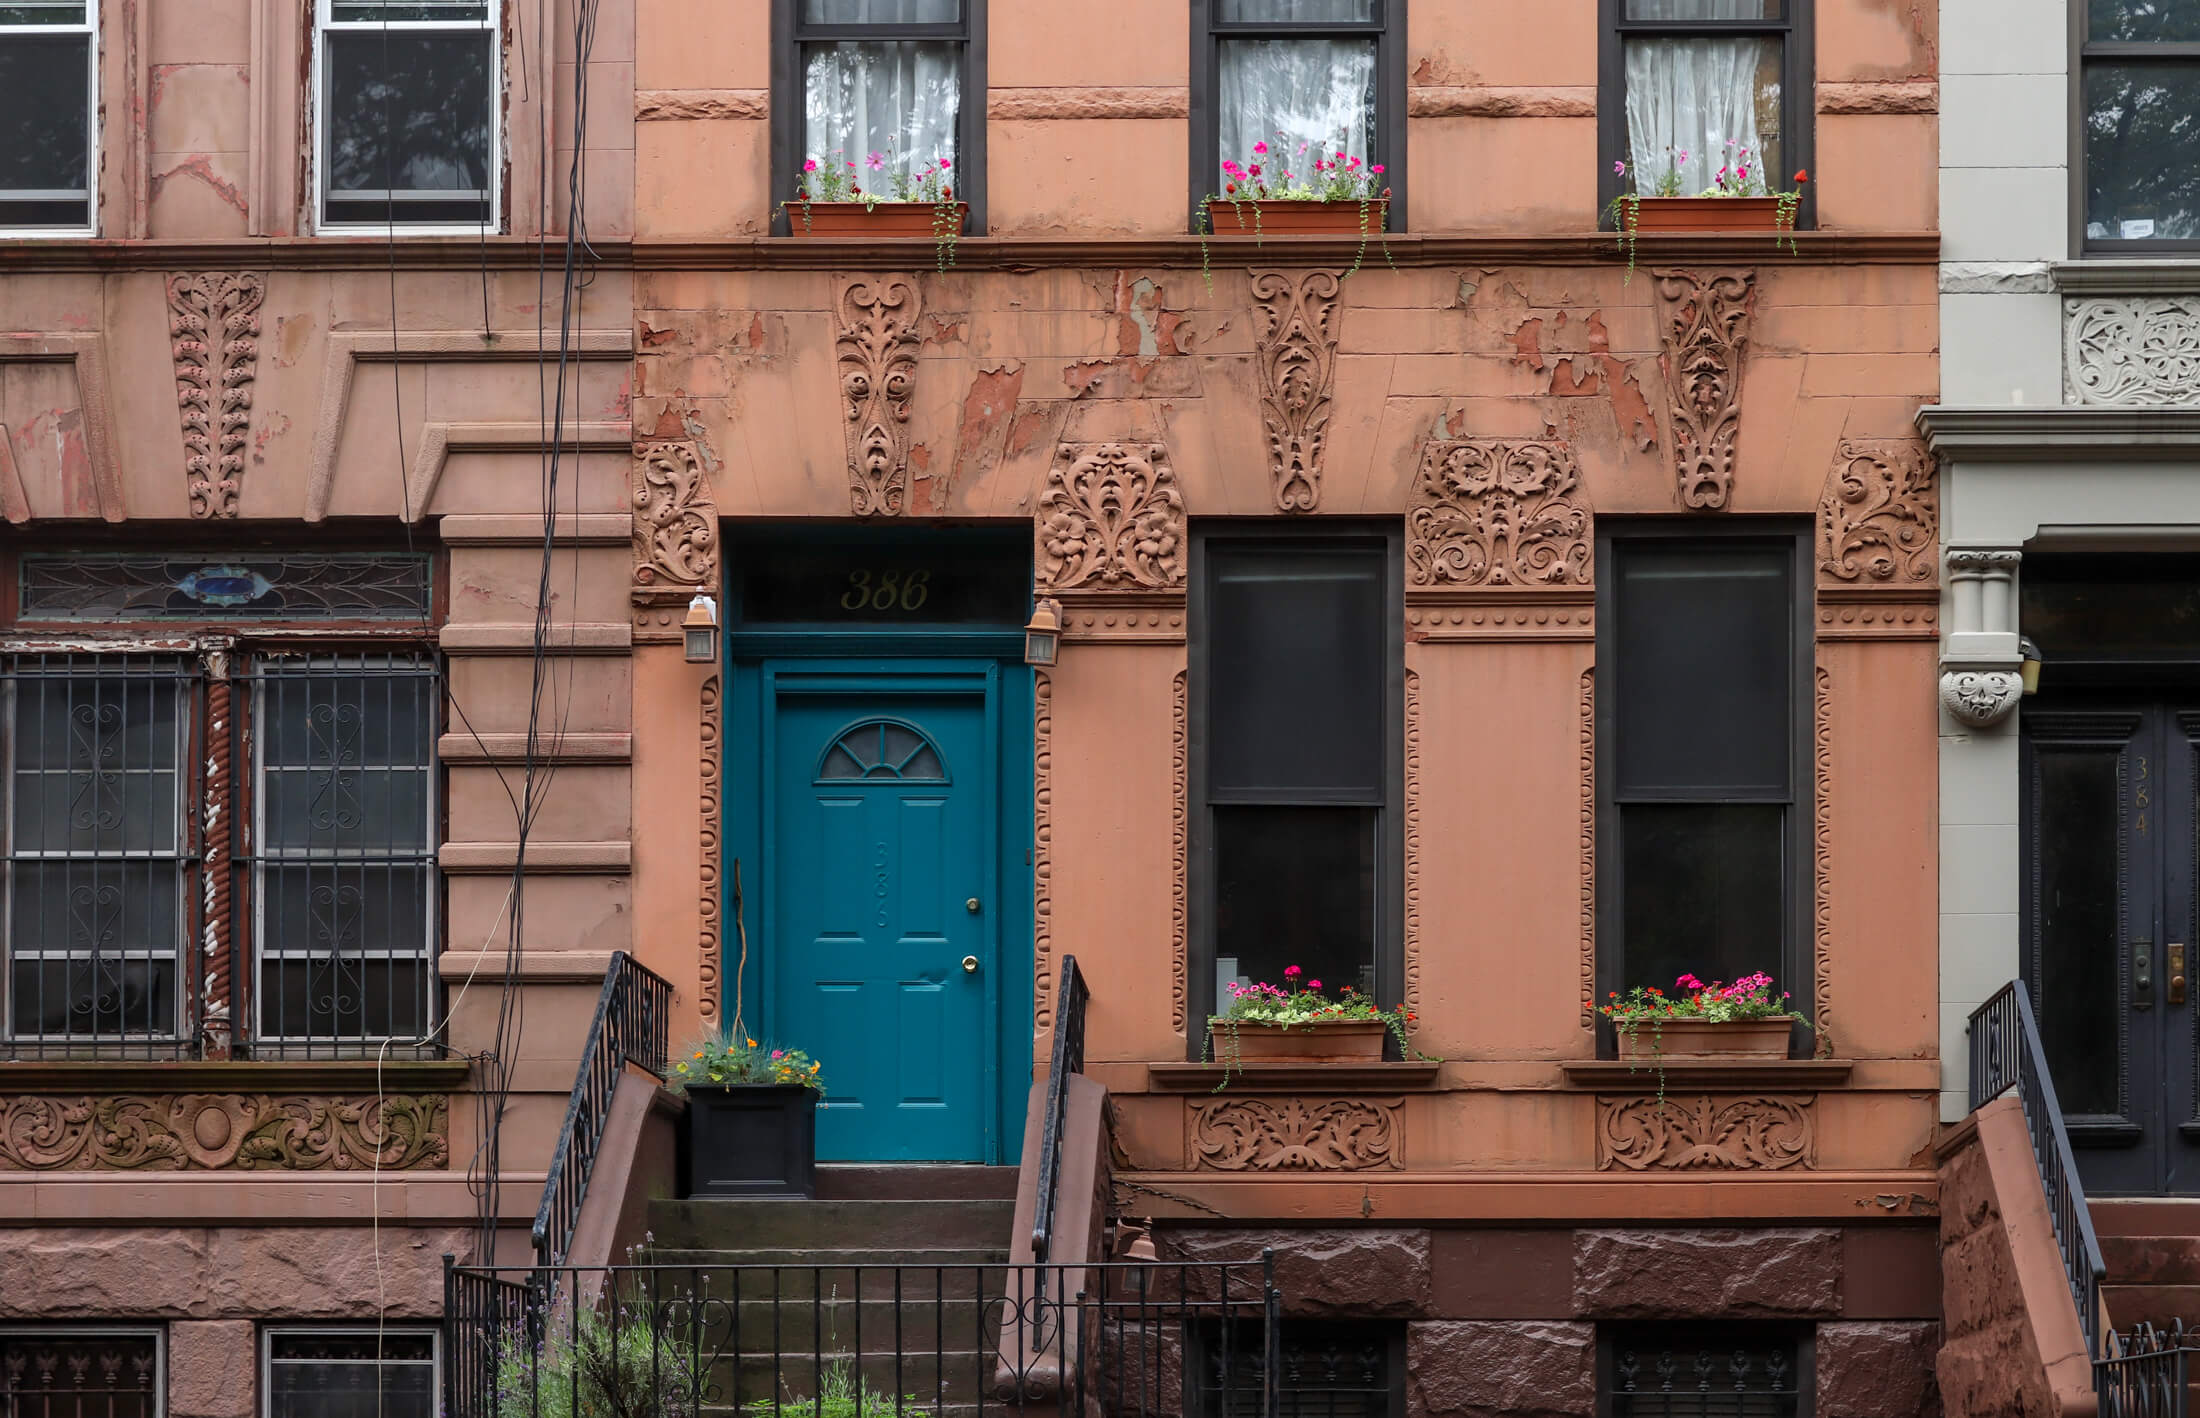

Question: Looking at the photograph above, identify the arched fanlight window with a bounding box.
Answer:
[815,719,949,783]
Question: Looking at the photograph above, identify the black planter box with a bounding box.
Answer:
[683,1084,818,1199]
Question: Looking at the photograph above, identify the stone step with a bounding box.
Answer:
[2103,1234,2200,1288]
[647,1198,1017,1253]
[2103,1284,2200,1331]
[814,1165,1018,1201]
[2089,1199,2200,1238]
[642,1247,1012,1275]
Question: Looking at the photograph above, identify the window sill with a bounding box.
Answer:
[2055,259,2200,295]
[1145,1061,1444,1092]
[0,1057,473,1093]
[1558,1058,1855,1090]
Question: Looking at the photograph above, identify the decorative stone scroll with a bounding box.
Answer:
[2066,297,2200,406]
[168,273,266,519]
[1037,442,1186,592]
[1407,438,1591,587]
[0,1092,449,1171]
[1190,1097,1403,1171]
[1250,270,1342,512]
[835,276,923,517]
[1655,269,1754,511]
[1818,441,1937,586]
[1813,666,1833,1045]
[699,674,723,1029]
[1596,1095,1813,1172]
[1941,670,2025,727]
[1171,668,1188,1036]
[633,440,718,595]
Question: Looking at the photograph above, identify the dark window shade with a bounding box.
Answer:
[1207,544,1385,799]
[1618,802,1786,996]
[323,28,494,226]
[267,1330,437,1418]
[1214,805,1376,1001]
[0,31,90,227]
[1614,544,1792,797]
[2034,746,2124,1117]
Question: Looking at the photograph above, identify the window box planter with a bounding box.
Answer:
[1616,1017,1797,1060]
[783,201,967,238]
[683,1083,817,1199]
[1627,196,1793,234]
[1209,1018,1390,1063]
[1204,199,1388,236]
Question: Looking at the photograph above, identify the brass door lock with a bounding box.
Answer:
[2172,943,2188,1006]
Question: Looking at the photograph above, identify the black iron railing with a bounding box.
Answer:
[530,950,673,1267]
[444,1257,1280,1418]
[1969,979,2108,1362]
[1031,954,1090,1262]
[2100,1322,2194,1418]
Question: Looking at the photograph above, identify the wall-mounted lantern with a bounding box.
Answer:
[684,594,720,663]
[2019,636,2042,696]
[1023,597,1063,668]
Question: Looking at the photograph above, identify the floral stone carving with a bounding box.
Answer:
[1037,442,1186,592]
[1407,438,1591,587]
[1655,269,1754,511]
[0,1092,450,1171]
[1819,441,1937,585]
[2066,297,2200,406]
[1190,1097,1402,1171]
[168,273,267,518]
[1250,270,1342,512]
[836,276,923,517]
[633,440,719,596]
[1596,1095,1812,1172]
[1941,670,2024,727]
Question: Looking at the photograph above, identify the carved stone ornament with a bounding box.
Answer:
[1407,438,1592,587]
[1819,441,1938,585]
[1596,1094,1813,1172]
[1250,270,1342,512]
[836,276,923,516]
[632,440,719,595]
[1655,269,1754,511]
[1036,442,1186,592]
[1940,670,2024,727]
[1190,1097,1402,1171]
[2067,297,2200,406]
[168,273,266,518]
[0,1092,449,1171]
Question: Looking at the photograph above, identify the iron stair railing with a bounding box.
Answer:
[1030,953,1089,1262]
[2099,1321,2192,1418]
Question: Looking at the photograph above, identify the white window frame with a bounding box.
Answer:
[309,0,503,235]
[0,0,98,238]
[0,1326,166,1413]
[261,1326,440,1418]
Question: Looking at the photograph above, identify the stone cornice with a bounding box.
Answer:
[2053,260,2200,296]
[1918,405,2200,459]
[0,1058,471,1093]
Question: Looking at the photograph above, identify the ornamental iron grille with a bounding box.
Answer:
[265,1330,437,1418]
[17,553,432,621]
[0,1330,161,1418]
[1605,1326,1803,1418]
[1198,1322,1398,1418]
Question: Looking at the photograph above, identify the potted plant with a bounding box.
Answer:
[785,148,966,271]
[1605,142,1807,279]
[1600,971,1807,1103]
[675,1034,825,1199]
[1198,134,1393,282]
[1206,965,1424,1088]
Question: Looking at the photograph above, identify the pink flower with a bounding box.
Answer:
[1677,149,1689,164]
[1614,159,1627,176]
[1252,140,1268,155]
[1370,163,1384,174]
[865,152,885,171]
[1248,163,1261,176]
[1307,980,1322,990]
[803,158,819,173]
[1335,150,1347,160]
[939,158,951,170]
[1284,965,1302,979]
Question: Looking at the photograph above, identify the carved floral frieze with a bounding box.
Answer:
[168,273,266,519]
[2066,297,2200,406]
[0,1092,450,1171]
[632,439,718,597]
[1250,270,1342,512]
[1190,1096,1402,1171]
[1818,441,1937,587]
[1036,442,1186,592]
[1596,1094,1813,1172]
[1655,269,1754,511]
[1407,437,1591,587]
[836,276,923,516]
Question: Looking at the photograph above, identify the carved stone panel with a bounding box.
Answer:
[1037,441,1186,592]
[168,273,266,519]
[1595,1094,1813,1172]
[1250,270,1342,512]
[1655,269,1754,511]
[2067,297,2200,406]
[835,276,922,516]
[0,1092,450,1171]
[1190,1096,1403,1171]
[1408,438,1591,587]
[1818,441,1937,586]
[632,439,719,598]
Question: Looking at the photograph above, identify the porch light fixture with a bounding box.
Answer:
[683,593,719,663]
[1024,598,1063,667]
[2019,636,2042,696]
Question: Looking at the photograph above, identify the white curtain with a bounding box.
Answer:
[1217,38,1376,186]
[1624,35,1780,192]
[803,0,957,21]
[1217,0,1375,19]
[804,41,960,182]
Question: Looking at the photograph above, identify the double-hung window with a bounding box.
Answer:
[1191,529,1402,1040]
[2079,1,2200,251]
[1193,0,1402,224]
[1600,1,1811,219]
[0,1,96,233]
[263,1330,438,1418]
[316,0,500,230]
[1596,531,1811,1040]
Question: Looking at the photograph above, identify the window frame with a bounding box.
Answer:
[1597,1321,1812,1418]
[310,0,505,236]
[261,1326,441,1418]
[1186,521,1404,1059]
[769,0,989,236]
[1596,0,1816,231]
[1593,520,1814,1057]
[2071,1,2200,257]
[1188,0,1406,234]
[0,1326,165,1415]
[0,0,98,238]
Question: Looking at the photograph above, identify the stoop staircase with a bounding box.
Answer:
[2097,1199,2200,1338]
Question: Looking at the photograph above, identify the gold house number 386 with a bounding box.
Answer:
[842,569,932,613]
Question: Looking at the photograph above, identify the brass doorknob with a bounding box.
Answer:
[961,955,980,974]
[966,898,981,913]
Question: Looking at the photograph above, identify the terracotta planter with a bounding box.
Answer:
[1626,196,1792,233]
[783,201,967,237]
[1616,1017,1797,1060]
[1204,199,1388,236]
[1209,1018,1389,1063]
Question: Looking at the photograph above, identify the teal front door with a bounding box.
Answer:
[771,691,993,1161]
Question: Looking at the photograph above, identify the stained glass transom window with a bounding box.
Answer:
[17,553,432,621]
[817,719,947,782]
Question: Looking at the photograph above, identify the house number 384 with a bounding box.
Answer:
[842,569,931,612]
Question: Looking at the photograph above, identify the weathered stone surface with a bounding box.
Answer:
[0,1226,473,1319]
[1157,1227,1433,1317]
[1818,1322,1942,1418]
[987,87,1190,121]
[1933,1112,2062,1416]
[1573,1229,1842,1318]
[634,89,767,121]
[1407,87,1598,119]
[1816,81,1939,114]
[169,1320,256,1418]
[1407,1321,1596,1418]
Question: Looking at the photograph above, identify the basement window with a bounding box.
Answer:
[1601,1324,1807,1417]
[1195,1321,1403,1418]
[0,1329,162,1418]
[264,1330,437,1418]
[0,0,96,233]
[315,0,500,231]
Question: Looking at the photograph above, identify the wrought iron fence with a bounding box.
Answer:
[1968,979,2108,1360]
[2099,1322,2195,1418]
[1031,953,1089,1262]
[444,1258,1280,1418]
